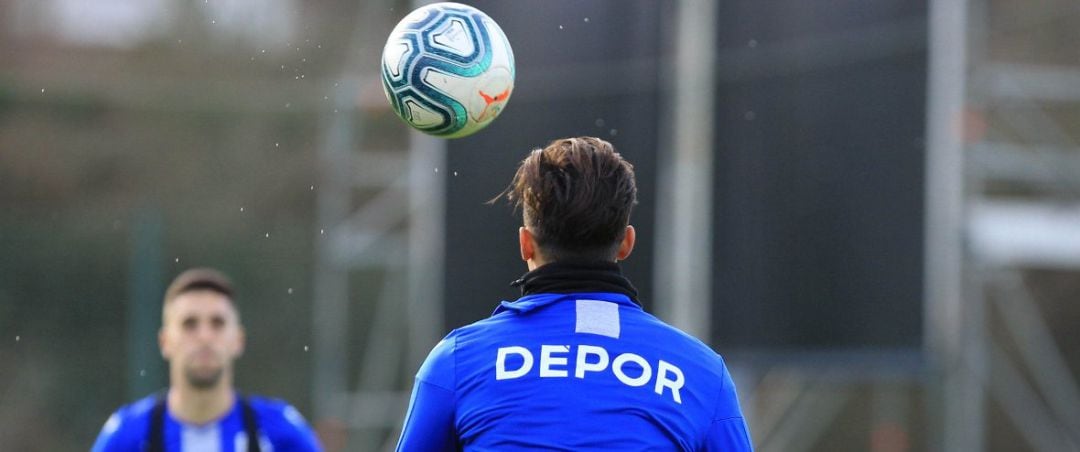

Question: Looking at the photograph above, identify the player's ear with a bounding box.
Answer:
[159,327,170,360]
[616,225,636,261]
[519,227,535,262]
[235,325,246,358]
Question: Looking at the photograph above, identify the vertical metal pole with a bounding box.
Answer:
[312,80,359,423]
[405,131,445,374]
[924,0,981,450]
[128,207,165,400]
[655,0,717,341]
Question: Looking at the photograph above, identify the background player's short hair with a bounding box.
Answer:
[163,267,235,306]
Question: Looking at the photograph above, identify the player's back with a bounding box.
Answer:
[440,292,750,450]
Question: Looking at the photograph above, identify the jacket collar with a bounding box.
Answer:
[495,292,640,315]
[495,261,641,315]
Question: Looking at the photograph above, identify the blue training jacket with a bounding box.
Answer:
[396,289,753,451]
[92,393,321,452]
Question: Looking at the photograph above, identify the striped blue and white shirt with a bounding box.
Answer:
[92,394,321,452]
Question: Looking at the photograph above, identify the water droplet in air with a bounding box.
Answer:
[453,171,458,176]
[15,336,20,342]
[748,39,758,48]
[595,118,605,127]
[240,207,245,212]
[275,142,280,147]
[310,185,315,190]
[287,288,293,294]
[41,88,45,93]
[139,369,146,377]
[304,346,309,352]
[558,25,564,30]
[434,167,439,173]
[211,20,216,24]
[265,233,270,238]
[609,128,619,136]
[175,258,180,263]
[584,17,590,22]
[744,111,756,121]
[320,229,325,235]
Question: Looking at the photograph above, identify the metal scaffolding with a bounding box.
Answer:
[666,0,1080,450]
[930,0,1080,450]
[310,1,445,451]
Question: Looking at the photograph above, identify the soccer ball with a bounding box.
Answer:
[381,2,515,139]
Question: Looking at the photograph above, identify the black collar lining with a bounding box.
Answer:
[510,261,640,305]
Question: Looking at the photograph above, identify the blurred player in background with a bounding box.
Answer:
[92,268,322,452]
[396,137,752,450]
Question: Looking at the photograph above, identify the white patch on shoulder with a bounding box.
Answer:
[575,299,620,338]
[283,405,307,428]
[101,413,121,435]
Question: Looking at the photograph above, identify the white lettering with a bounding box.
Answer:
[575,345,609,378]
[494,345,685,404]
[496,346,533,380]
[539,345,570,377]
[612,352,652,387]
[654,360,685,404]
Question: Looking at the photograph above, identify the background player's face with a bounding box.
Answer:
[160,290,245,389]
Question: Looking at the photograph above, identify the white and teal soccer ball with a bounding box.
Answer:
[381,2,515,139]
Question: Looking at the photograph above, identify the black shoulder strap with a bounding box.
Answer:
[239,394,262,452]
[147,392,262,452]
[148,393,166,452]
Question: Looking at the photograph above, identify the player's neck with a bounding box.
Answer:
[168,381,235,425]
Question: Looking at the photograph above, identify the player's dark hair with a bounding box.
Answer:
[163,267,235,305]
[498,136,638,262]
